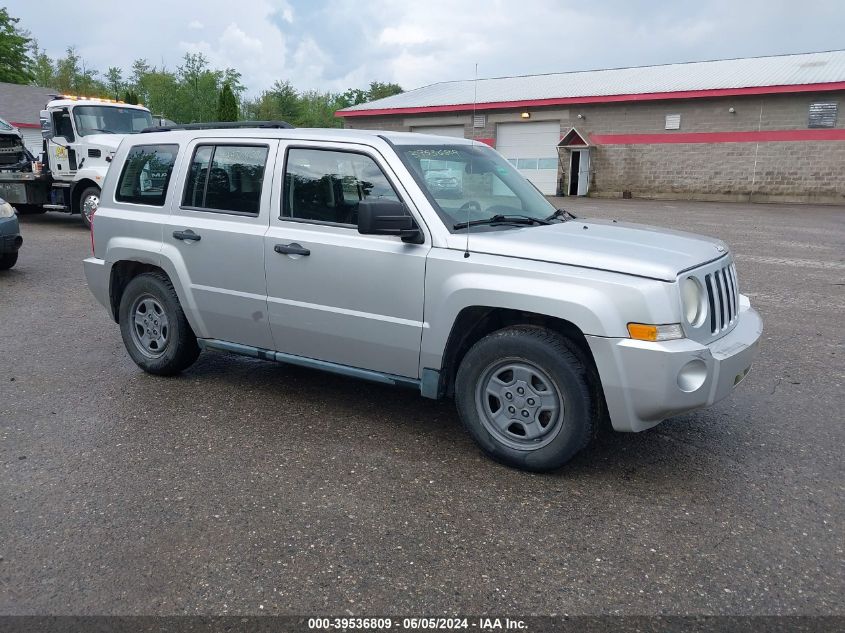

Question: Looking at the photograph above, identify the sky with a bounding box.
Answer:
[8,0,845,97]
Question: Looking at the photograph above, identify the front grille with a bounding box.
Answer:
[0,136,25,165]
[704,262,739,334]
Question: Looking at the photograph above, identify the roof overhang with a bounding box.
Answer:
[558,127,590,148]
[336,81,845,118]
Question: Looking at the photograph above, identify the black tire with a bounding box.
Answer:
[455,326,596,472]
[78,186,100,229]
[118,272,200,375]
[0,252,18,270]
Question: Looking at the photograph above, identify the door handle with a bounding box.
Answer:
[173,230,201,242]
[274,243,310,256]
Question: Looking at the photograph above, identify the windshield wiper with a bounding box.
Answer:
[87,128,116,134]
[453,214,551,230]
[545,208,577,222]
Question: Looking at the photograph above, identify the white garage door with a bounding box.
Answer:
[411,125,465,138]
[496,121,560,195]
[21,128,43,157]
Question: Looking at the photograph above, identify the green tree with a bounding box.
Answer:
[175,53,223,122]
[366,81,403,101]
[336,82,402,110]
[105,67,123,99]
[217,82,238,121]
[138,69,177,115]
[337,87,368,109]
[0,7,33,84]
[53,46,80,92]
[29,41,55,87]
[262,80,302,122]
[297,90,344,128]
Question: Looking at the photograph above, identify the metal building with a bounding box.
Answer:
[338,50,845,203]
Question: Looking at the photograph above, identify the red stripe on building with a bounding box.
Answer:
[590,129,845,145]
[475,137,495,147]
[10,122,40,129]
[336,81,845,117]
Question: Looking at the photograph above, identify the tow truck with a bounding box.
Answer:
[0,95,153,227]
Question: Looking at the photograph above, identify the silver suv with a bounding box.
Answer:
[84,127,762,471]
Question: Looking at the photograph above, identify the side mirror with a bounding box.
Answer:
[39,110,53,140]
[357,199,423,244]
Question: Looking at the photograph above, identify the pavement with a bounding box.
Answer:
[0,199,843,616]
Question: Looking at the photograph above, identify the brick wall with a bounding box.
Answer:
[342,92,845,203]
[590,141,845,203]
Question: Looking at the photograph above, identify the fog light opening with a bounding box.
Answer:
[677,359,707,393]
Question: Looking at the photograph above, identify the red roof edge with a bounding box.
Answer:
[336,81,845,118]
[10,122,40,129]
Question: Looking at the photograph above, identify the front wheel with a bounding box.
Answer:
[78,186,100,229]
[455,326,597,471]
[118,272,200,375]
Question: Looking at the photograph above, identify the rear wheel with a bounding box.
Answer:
[0,252,18,270]
[78,186,100,228]
[118,272,200,375]
[455,326,596,471]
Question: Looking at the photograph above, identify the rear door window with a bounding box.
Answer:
[182,144,269,215]
[116,144,179,206]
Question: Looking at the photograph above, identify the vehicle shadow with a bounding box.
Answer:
[17,211,87,229]
[111,348,740,492]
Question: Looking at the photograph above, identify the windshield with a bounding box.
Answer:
[72,105,153,136]
[394,143,556,231]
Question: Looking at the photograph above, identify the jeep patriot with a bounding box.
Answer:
[84,127,762,471]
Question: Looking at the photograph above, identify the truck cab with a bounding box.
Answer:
[39,96,153,226]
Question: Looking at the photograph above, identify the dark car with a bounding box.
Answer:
[0,197,22,269]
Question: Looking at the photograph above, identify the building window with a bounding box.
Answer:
[473,114,486,128]
[665,114,681,130]
[808,102,837,128]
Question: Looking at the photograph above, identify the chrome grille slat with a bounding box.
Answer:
[730,263,740,317]
[715,270,726,331]
[727,266,737,322]
[722,268,733,324]
[686,256,740,343]
[709,273,722,333]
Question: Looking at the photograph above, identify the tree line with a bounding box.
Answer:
[0,6,402,126]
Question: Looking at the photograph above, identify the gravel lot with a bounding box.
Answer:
[1,199,843,616]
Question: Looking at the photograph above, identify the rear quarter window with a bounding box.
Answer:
[116,144,179,206]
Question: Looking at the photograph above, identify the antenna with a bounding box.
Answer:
[464,63,478,259]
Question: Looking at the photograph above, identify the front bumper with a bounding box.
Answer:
[587,295,763,432]
[0,215,22,254]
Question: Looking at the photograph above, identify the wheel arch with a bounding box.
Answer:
[71,179,100,214]
[108,255,207,338]
[436,306,609,428]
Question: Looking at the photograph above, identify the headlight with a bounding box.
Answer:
[0,200,15,218]
[681,276,706,326]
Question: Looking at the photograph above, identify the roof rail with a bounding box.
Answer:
[140,120,295,133]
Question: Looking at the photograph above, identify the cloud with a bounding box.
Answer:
[10,0,845,98]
